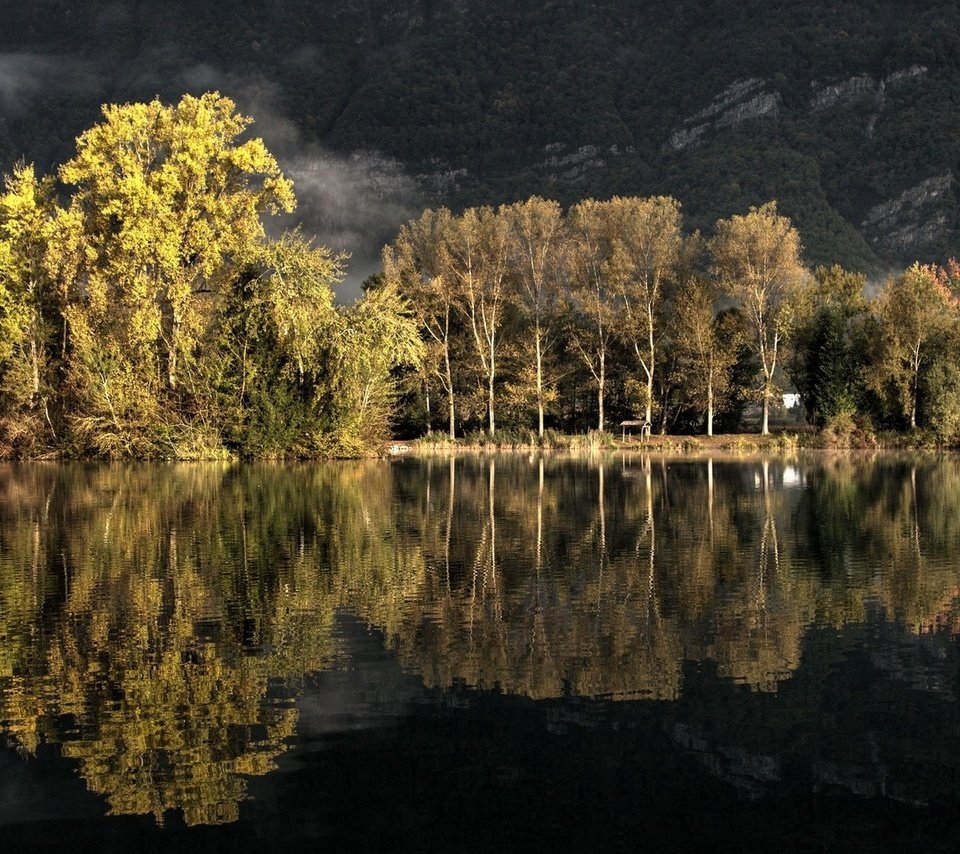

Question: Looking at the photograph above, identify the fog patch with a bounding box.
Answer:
[0,53,96,114]
[170,66,423,301]
[864,267,902,299]
[0,54,424,301]
[177,63,227,94]
[283,149,423,300]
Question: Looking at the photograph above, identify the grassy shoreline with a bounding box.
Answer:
[401,426,956,455]
[3,428,952,462]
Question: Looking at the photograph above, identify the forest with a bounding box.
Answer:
[2,90,960,458]
[385,196,960,446]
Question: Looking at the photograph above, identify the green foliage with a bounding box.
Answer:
[0,163,60,450]
[920,335,960,442]
[7,81,960,454]
[329,283,424,443]
[789,265,870,428]
[0,95,420,458]
[865,263,958,431]
[55,92,300,455]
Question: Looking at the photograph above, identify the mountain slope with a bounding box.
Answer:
[0,0,958,279]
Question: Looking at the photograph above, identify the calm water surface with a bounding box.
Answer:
[2,454,960,851]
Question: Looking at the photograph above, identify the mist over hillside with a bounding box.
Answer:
[1,0,958,294]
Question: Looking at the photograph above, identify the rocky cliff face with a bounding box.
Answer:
[658,59,952,265]
[862,173,955,256]
[669,79,782,151]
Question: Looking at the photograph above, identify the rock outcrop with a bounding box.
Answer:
[669,78,782,151]
[861,173,954,256]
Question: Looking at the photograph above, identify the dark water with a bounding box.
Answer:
[2,454,960,851]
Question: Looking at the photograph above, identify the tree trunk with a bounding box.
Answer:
[761,386,770,435]
[488,363,496,436]
[911,359,919,429]
[485,325,497,436]
[168,309,180,391]
[597,354,606,432]
[168,332,179,390]
[30,335,40,401]
[445,347,456,439]
[707,379,714,437]
[646,303,655,426]
[535,325,544,438]
[425,380,432,435]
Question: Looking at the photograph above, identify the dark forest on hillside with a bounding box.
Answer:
[0,0,958,280]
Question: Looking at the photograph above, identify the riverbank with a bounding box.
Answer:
[400,425,952,455]
[404,431,794,453]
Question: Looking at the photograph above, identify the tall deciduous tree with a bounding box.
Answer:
[672,274,746,436]
[446,206,510,436]
[866,263,957,431]
[567,199,617,432]
[0,163,60,441]
[58,92,294,449]
[382,207,460,438]
[503,196,565,437]
[710,202,806,435]
[606,196,682,426]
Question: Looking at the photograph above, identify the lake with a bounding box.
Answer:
[2,454,960,851]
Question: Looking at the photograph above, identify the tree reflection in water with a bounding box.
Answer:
[2,454,960,825]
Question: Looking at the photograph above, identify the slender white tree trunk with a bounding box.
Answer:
[488,347,496,436]
[597,353,606,432]
[536,323,544,437]
[425,380,432,435]
[445,346,455,439]
[707,379,714,437]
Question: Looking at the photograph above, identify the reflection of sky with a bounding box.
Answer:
[295,615,424,739]
[0,746,104,827]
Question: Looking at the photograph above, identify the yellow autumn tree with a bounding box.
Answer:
[710,202,806,435]
[57,92,295,455]
[0,163,60,450]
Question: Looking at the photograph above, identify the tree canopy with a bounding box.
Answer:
[0,93,421,458]
[3,92,960,457]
